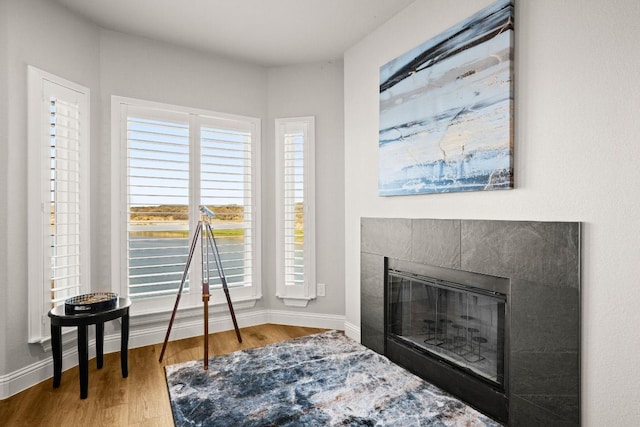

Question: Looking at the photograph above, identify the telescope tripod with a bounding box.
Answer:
[158,210,242,369]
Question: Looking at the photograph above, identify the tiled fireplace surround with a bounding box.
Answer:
[361,218,580,426]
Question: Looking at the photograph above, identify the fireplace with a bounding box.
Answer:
[388,267,507,388]
[385,259,510,421]
[361,218,580,426]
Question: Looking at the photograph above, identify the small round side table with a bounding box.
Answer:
[48,297,131,399]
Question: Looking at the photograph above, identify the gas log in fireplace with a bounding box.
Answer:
[361,219,580,426]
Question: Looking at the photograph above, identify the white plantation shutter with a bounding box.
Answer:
[283,127,304,285]
[126,111,191,299]
[200,119,255,288]
[275,117,316,307]
[49,97,83,305]
[112,97,262,311]
[28,67,90,343]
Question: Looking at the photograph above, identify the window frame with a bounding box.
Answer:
[111,96,262,316]
[275,116,316,307]
[27,66,91,343]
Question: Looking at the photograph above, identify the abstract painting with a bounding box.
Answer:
[379,0,514,196]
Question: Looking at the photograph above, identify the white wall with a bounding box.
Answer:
[266,62,346,315]
[0,0,9,377]
[2,0,101,376]
[344,0,640,425]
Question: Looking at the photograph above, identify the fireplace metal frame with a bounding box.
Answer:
[385,258,510,423]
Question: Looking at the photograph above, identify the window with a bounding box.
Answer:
[111,97,261,314]
[275,117,316,306]
[27,67,91,343]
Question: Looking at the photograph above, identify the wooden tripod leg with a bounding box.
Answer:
[158,222,203,363]
[204,222,242,344]
[222,285,242,343]
[203,289,210,370]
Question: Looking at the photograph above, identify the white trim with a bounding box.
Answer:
[0,344,80,400]
[275,116,316,306]
[0,336,102,400]
[266,310,345,331]
[0,313,345,400]
[27,66,91,343]
[110,95,262,315]
[39,328,76,352]
[110,96,126,300]
[279,298,311,308]
[343,320,361,343]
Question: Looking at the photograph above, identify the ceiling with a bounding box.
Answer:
[53,0,415,67]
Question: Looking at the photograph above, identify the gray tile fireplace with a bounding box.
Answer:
[361,218,580,426]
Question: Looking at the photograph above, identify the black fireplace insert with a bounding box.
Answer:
[384,259,510,423]
[388,269,506,389]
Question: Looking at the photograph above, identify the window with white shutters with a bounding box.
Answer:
[200,119,254,288]
[126,113,190,299]
[49,98,82,303]
[28,67,90,343]
[112,97,261,313]
[275,117,316,307]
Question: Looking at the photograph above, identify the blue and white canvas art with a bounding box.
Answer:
[379,0,514,196]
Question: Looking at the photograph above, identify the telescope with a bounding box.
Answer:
[158,205,242,369]
[199,205,215,219]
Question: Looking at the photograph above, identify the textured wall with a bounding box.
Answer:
[265,62,346,315]
[0,0,9,377]
[345,1,640,424]
[2,0,101,376]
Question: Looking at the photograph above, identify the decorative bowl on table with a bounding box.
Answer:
[64,292,118,315]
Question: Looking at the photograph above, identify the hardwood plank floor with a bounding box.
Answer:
[0,324,326,426]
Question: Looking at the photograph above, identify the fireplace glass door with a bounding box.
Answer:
[388,270,506,388]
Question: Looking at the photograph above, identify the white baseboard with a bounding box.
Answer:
[266,309,345,331]
[343,320,361,342]
[0,340,97,400]
[0,309,345,400]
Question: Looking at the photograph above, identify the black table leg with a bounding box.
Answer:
[120,312,129,378]
[96,322,104,369]
[51,324,62,388]
[77,324,89,399]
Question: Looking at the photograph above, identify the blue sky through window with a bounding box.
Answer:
[127,117,251,207]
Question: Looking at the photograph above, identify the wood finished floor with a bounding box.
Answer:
[0,324,326,426]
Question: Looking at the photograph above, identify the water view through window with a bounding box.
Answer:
[127,205,252,299]
[125,110,259,300]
